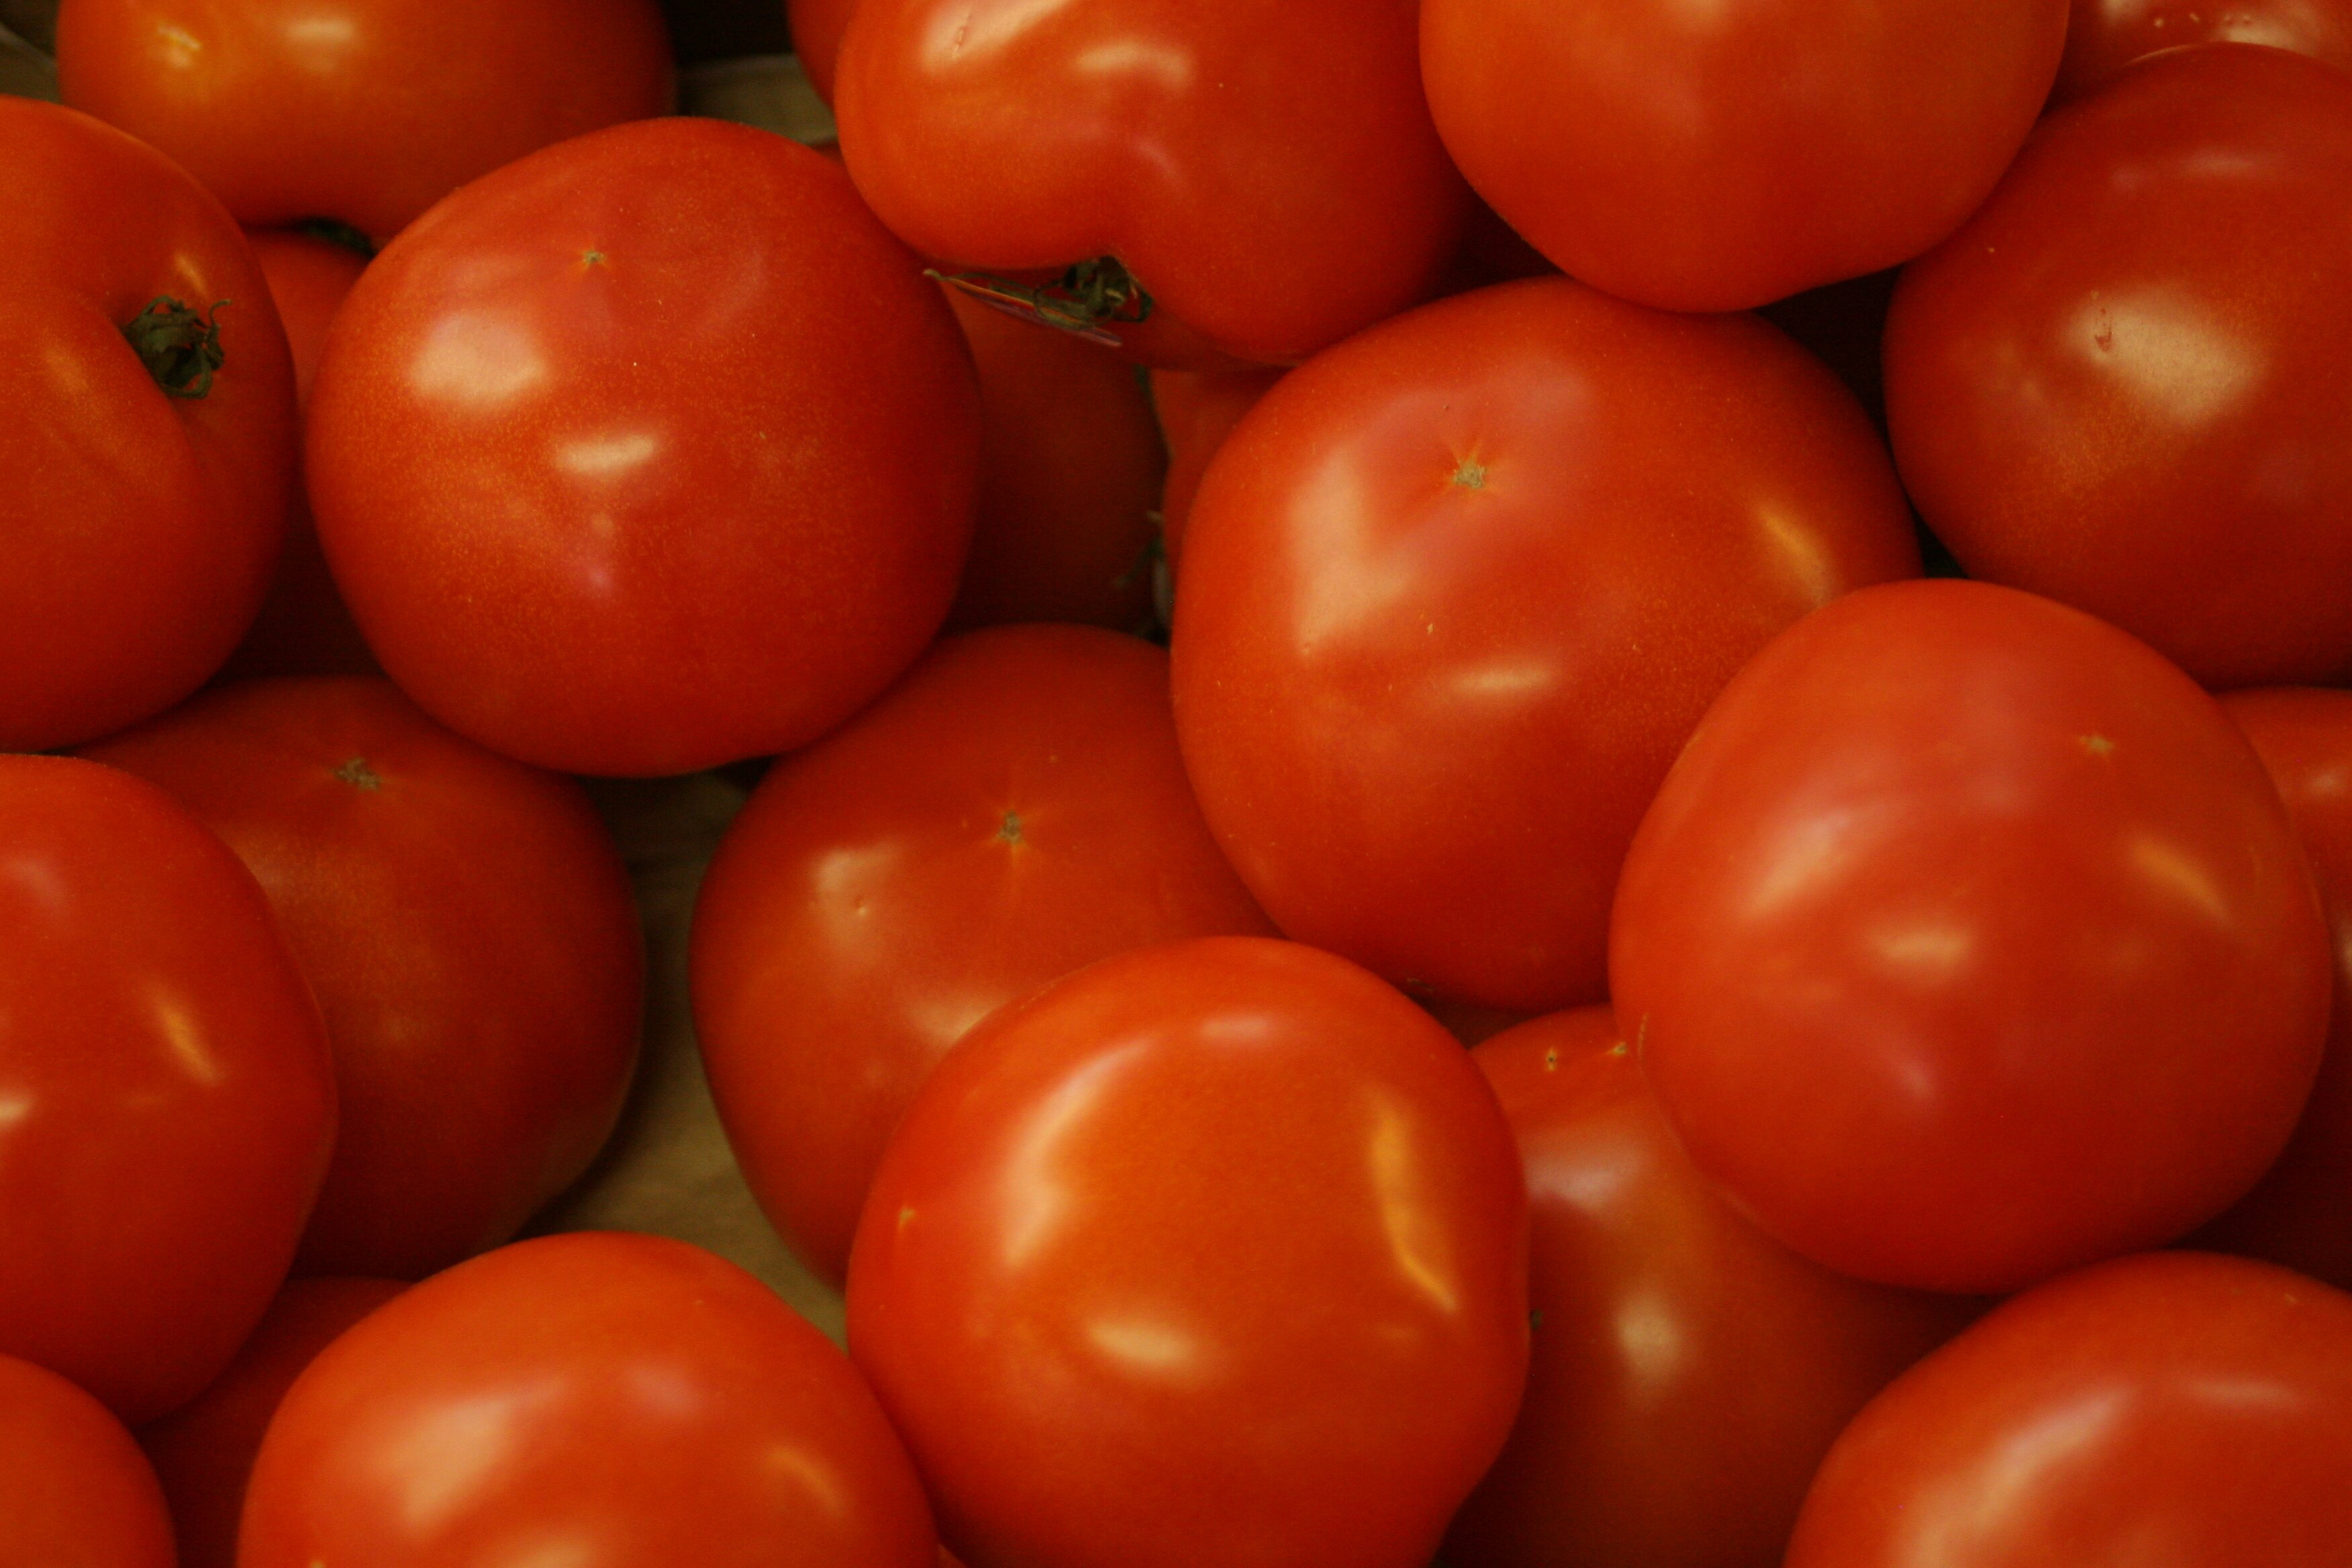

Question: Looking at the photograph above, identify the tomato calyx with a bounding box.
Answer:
[122,296,230,399]
[928,256,1154,347]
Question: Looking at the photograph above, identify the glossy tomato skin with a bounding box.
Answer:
[0,756,336,1423]
[1612,579,2331,1294]
[847,937,1528,1568]
[1786,1252,2352,1566]
[938,289,1165,634]
[2194,689,2352,1289]
[0,1353,174,1568]
[1172,277,1919,1015]
[138,1277,403,1568]
[1446,1010,1975,1568]
[2054,0,2352,99]
[1885,46,2352,690]
[835,0,1469,366]
[1421,0,2065,311]
[241,1232,937,1567]
[307,117,981,776]
[82,677,643,1280]
[56,0,673,242]
[693,626,1272,1285]
[0,98,295,752]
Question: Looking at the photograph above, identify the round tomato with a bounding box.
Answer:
[0,755,336,1423]
[305,117,981,776]
[1786,1252,2352,1565]
[1149,364,1281,571]
[56,0,673,242]
[1885,46,2352,690]
[0,98,295,752]
[693,625,1272,1285]
[846,937,1528,1568]
[138,1277,404,1568]
[2054,0,2352,100]
[83,677,643,1279]
[834,0,1469,366]
[1612,579,2331,1294]
[240,1232,937,1567]
[1446,1009,1975,1568]
[789,0,856,103]
[0,1352,173,1568]
[1420,0,2066,311]
[1171,277,1918,1015]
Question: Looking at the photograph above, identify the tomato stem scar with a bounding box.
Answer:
[123,297,230,399]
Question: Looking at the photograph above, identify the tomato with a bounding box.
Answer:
[833,0,1469,366]
[138,1277,403,1568]
[0,755,336,1423]
[693,625,1271,1284]
[938,289,1165,634]
[1885,46,2352,690]
[0,1352,173,1568]
[82,677,642,1280]
[2193,689,2352,1290]
[1612,579,2331,1294]
[240,1232,938,1567]
[789,0,856,103]
[2054,0,2352,100]
[305,117,981,776]
[1171,277,1918,1015]
[846,936,1528,1568]
[219,227,379,682]
[55,0,673,242]
[1445,1009,1975,1568]
[1785,1252,2352,1566]
[1420,0,2066,311]
[1148,364,1281,571]
[0,98,295,752]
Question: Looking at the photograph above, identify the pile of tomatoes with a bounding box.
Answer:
[5,0,2352,1562]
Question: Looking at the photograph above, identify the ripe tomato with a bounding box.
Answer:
[1612,579,2331,1294]
[2194,688,2352,1290]
[0,1352,173,1568]
[1446,1009,1975,1568]
[2054,0,2352,100]
[834,0,1469,366]
[305,117,981,775]
[240,1232,938,1567]
[1885,46,2352,689]
[789,0,856,103]
[1148,364,1281,571]
[1786,1252,2352,1565]
[138,1277,404,1568]
[55,0,673,242]
[0,756,336,1423]
[83,677,643,1280]
[1171,277,1918,1015]
[1420,0,2066,311]
[693,625,1272,1284]
[0,98,295,752]
[846,937,1528,1568]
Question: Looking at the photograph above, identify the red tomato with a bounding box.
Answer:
[138,1277,404,1568]
[789,0,856,103]
[240,1232,938,1567]
[1446,1009,1974,1568]
[938,289,1165,634]
[1149,364,1282,571]
[55,0,673,242]
[2054,0,2352,100]
[0,755,336,1422]
[1785,1252,2352,1565]
[82,677,643,1279]
[305,117,981,776]
[219,227,380,682]
[1885,46,2352,689]
[1612,579,2331,1294]
[695,626,1272,1285]
[846,937,1528,1568]
[2194,689,2352,1290]
[834,0,1469,366]
[1171,277,1919,1015]
[0,1352,173,1568]
[1420,0,2066,310]
[0,98,295,752]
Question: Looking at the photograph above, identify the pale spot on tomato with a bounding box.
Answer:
[335,756,383,791]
